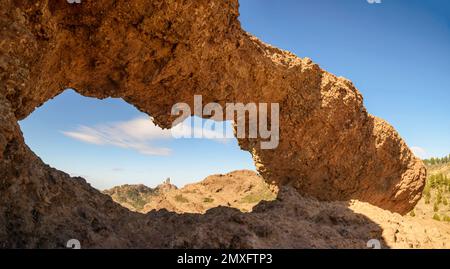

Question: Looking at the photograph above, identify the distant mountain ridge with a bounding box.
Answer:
[104,161,450,223]
[103,180,178,212]
[103,170,277,213]
[102,169,450,248]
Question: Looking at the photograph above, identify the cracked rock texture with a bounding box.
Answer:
[0,0,428,248]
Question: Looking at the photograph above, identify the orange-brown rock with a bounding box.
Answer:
[104,170,277,214]
[0,0,428,248]
[1,0,426,212]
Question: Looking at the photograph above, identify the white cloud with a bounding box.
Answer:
[62,117,233,156]
[62,130,104,145]
[111,168,124,172]
[410,146,428,159]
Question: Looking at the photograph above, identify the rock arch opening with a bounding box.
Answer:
[18,89,278,214]
[0,0,430,248]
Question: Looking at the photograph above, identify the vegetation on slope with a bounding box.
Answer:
[410,154,450,223]
[423,154,450,166]
[104,170,277,214]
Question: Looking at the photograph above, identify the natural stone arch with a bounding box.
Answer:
[1,0,425,217]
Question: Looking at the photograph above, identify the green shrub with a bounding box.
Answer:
[174,194,189,203]
[436,191,442,204]
[433,202,439,212]
[443,215,450,222]
[239,189,276,204]
[433,214,441,221]
[203,197,214,203]
[423,185,431,196]
[409,210,416,217]
[429,176,436,189]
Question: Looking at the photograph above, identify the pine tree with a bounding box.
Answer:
[436,191,442,204]
[423,184,431,196]
[434,202,439,212]
[429,176,436,189]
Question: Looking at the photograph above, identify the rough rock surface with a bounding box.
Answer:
[104,170,450,249]
[0,0,428,248]
[1,0,426,213]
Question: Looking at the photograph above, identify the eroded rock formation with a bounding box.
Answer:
[0,0,427,248]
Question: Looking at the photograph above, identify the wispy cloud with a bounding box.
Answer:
[61,117,232,156]
[410,146,428,159]
[111,167,124,172]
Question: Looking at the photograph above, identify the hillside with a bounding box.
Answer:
[411,156,450,222]
[103,170,450,248]
[105,161,450,225]
[101,158,450,249]
[103,170,277,214]
[103,179,178,212]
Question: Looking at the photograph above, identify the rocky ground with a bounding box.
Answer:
[104,170,450,249]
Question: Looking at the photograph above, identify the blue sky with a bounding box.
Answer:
[19,0,449,190]
[19,90,252,190]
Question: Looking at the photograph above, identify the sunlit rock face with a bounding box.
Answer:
[0,0,426,248]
